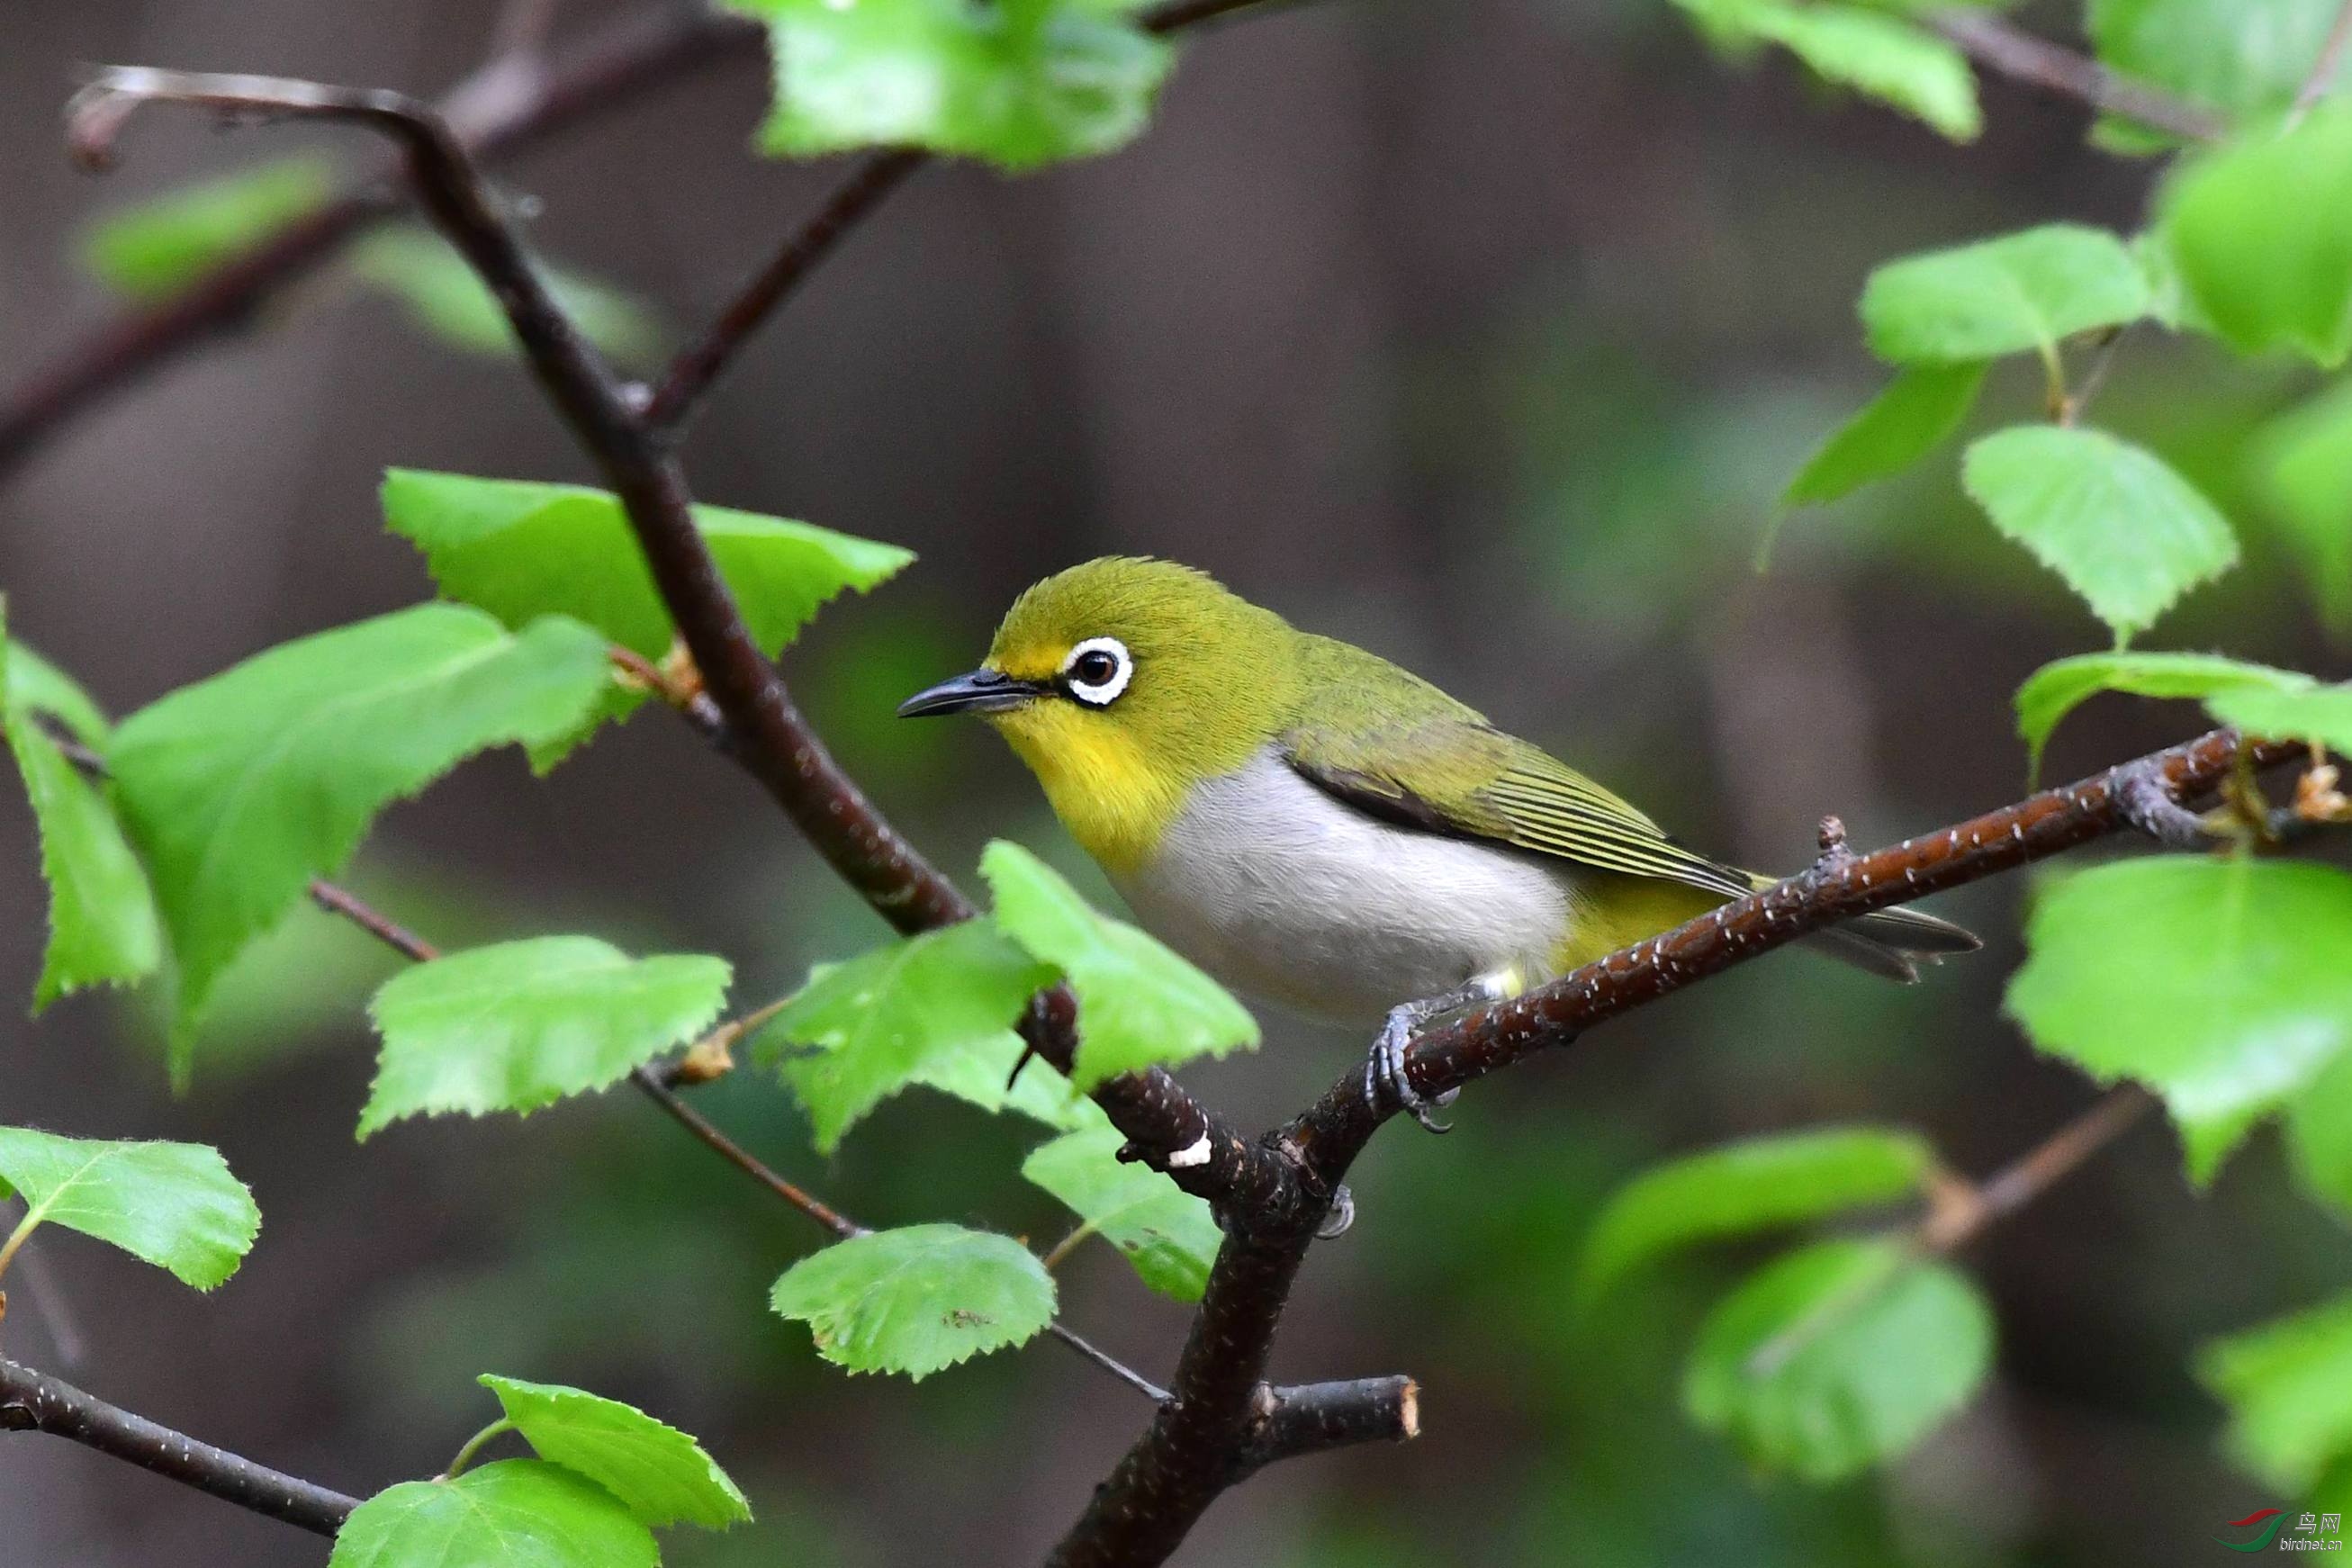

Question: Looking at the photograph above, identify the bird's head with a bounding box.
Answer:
[898,557,1299,869]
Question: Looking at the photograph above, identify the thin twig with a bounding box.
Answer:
[642,149,926,436]
[2297,0,2352,119]
[1742,1085,2156,1376]
[640,0,1278,437]
[1924,1085,2156,1251]
[626,1065,868,1241]
[0,1357,357,1536]
[1048,1325,1171,1404]
[296,877,1188,1409]
[308,879,437,961]
[1928,8,2226,143]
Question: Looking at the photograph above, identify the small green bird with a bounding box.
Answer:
[900,558,1977,1128]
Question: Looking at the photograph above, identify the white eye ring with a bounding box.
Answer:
[1061,635,1134,707]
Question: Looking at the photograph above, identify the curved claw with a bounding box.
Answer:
[1316,1184,1356,1239]
[1365,1007,1454,1133]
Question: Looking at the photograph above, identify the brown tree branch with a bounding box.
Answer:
[626,1064,868,1241]
[0,3,757,484]
[1921,1085,2155,1253]
[1045,729,2306,1568]
[1235,1374,1418,1475]
[641,149,927,435]
[641,0,1282,437]
[1927,8,2226,142]
[1747,1087,2157,1375]
[0,1357,358,1536]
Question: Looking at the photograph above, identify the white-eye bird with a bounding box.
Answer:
[899,558,1978,1129]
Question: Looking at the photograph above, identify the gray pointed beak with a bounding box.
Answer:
[897,668,1049,717]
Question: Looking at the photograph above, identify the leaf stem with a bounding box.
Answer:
[1041,1221,1098,1274]
[440,1417,516,1479]
[2039,340,2069,421]
[0,1206,38,1292]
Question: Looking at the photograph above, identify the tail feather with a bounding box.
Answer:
[1806,906,1982,984]
[1735,867,1980,984]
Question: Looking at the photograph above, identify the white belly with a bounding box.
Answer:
[1110,748,1575,1025]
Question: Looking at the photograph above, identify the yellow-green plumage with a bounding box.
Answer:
[912,557,1976,1029]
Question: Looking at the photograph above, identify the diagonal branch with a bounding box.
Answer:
[1927,8,2225,142]
[1046,728,2309,1568]
[642,0,1282,437]
[0,1357,357,1536]
[1920,1084,2154,1253]
[0,3,757,485]
[2295,0,2352,119]
[641,149,927,435]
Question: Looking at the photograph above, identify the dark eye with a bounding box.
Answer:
[1062,637,1134,705]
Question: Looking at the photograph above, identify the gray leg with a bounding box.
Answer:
[1364,972,1510,1133]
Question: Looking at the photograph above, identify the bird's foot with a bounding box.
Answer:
[1364,1003,1459,1133]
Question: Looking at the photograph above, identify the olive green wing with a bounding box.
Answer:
[1277,635,1753,899]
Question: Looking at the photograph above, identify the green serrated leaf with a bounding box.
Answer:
[770,1221,1056,1379]
[1682,1238,1994,1482]
[2159,105,2352,366]
[380,469,911,674]
[2250,379,2352,639]
[478,1375,751,1530]
[4,635,109,746]
[2207,680,2352,756]
[2286,1045,2352,1214]
[361,936,731,1139]
[2007,857,2352,1181]
[107,605,613,1070]
[1862,225,2151,364]
[980,841,1257,1089]
[2091,0,2342,134]
[347,229,665,369]
[1023,1123,1221,1301]
[1740,5,1982,141]
[327,1460,655,1568]
[1,623,162,1009]
[903,1030,1098,1131]
[1961,424,2238,644]
[1577,1125,1933,1309]
[1783,362,1988,508]
[726,0,1174,170]
[0,1127,257,1289]
[2200,1292,2352,1493]
[754,920,1058,1154]
[2012,651,2300,778]
[84,155,337,301]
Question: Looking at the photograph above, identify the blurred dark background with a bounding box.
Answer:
[3,1,2347,1563]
